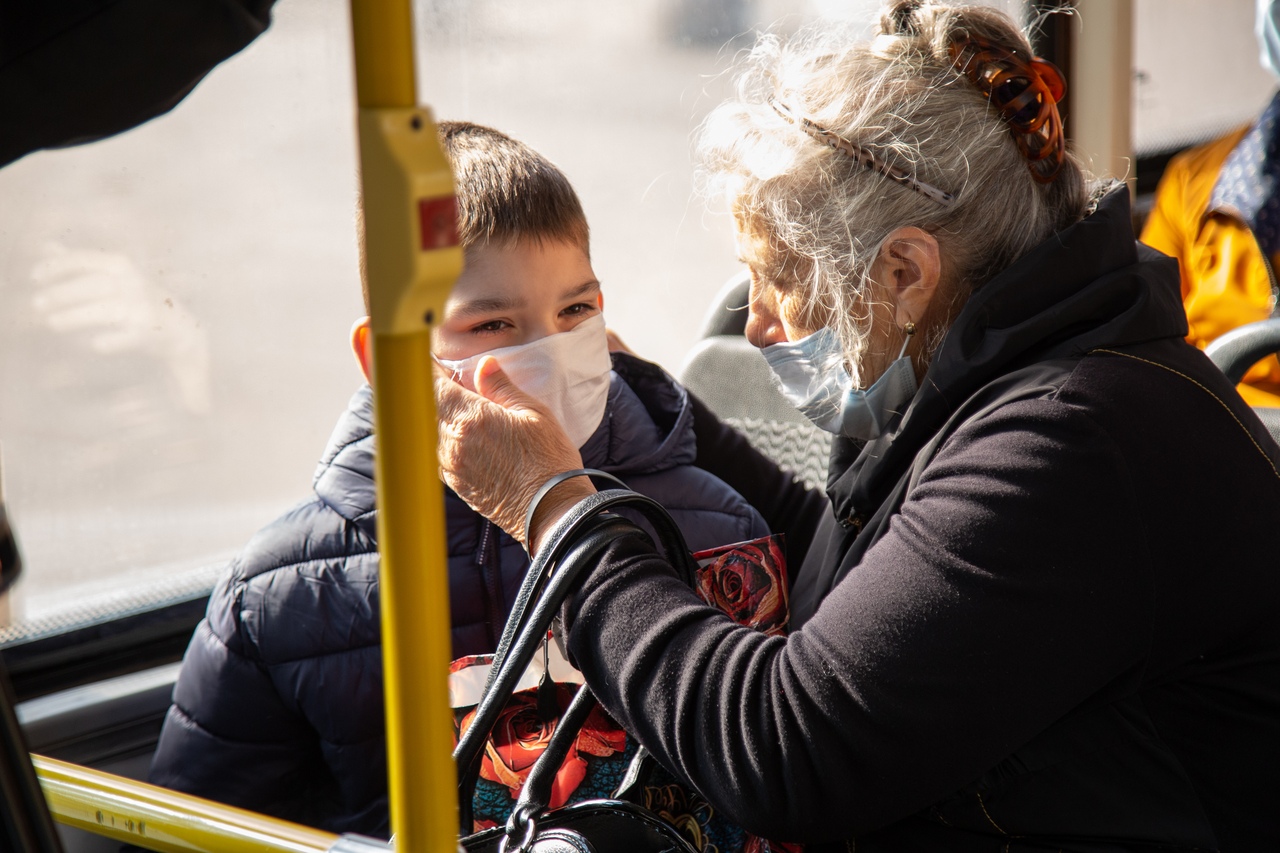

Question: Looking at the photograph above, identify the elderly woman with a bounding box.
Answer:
[437,2,1280,850]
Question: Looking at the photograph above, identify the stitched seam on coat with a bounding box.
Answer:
[1092,348,1280,481]
[975,791,1015,836]
[264,638,383,667]
[241,550,380,581]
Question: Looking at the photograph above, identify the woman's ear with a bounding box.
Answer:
[876,226,941,328]
[350,316,373,383]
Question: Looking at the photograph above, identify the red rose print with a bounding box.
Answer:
[575,703,628,758]
[458,682,626,809]
[694,535,789,636]
[744,834,804,853]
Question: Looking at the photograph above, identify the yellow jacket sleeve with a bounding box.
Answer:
[1139,126,1280,405]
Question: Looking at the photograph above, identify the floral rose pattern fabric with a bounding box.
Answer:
[452,533,795,852]
[458,681,626,809]
[692,534,789,636]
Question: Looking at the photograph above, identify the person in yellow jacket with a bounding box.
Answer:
[1141,123,1280,407]
[1140,0,1280,407]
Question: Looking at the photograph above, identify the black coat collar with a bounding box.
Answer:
[824,187,1185,531]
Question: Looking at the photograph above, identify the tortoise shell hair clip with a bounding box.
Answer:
[948,34,1067,184]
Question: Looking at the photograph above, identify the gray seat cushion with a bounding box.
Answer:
[680,335,832,490]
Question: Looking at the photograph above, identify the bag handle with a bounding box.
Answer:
[455,487,697,834]
[469,487,697,722]
[486,486,696,696]
[499,682,598,853]
[494,470,628,693]
[456,515,629,832]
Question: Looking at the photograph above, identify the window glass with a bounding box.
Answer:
[1133,0,1275,156]
[0,4,364,627]
[0,0,1022,632]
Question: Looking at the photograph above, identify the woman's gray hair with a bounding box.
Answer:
[697,0,1090,380]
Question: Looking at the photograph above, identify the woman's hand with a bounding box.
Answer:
[436,356,596,551]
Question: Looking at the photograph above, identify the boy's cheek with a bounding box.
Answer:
[431,324,470,361]
[430,327,476,392]
[429,324,443,352]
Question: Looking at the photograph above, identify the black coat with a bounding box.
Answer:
[561,190,1280,852]
[148,353,768,836]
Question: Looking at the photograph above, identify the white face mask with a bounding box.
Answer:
[436,314,612,449]
[761,325,918,441]
[1259,0,1280,80]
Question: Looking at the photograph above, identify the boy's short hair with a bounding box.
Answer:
[359,120,590,313]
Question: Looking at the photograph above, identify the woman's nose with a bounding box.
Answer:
[745,286,788,348]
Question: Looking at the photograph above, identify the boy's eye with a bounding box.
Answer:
[470,319,511,335]
[561,302,595,317]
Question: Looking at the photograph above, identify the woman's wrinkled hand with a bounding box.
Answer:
[436,356,595,551]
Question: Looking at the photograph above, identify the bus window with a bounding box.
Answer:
[1133,0,1273,161]
[0,4,364,641]
[0,0,1022,671]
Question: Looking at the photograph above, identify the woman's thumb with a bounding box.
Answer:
[474,356,531,410]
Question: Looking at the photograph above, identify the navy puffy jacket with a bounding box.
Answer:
[148,353,769,836]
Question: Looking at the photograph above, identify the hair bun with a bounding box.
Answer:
[886,0,924,35]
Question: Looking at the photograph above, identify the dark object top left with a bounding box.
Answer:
[0,0,275,168]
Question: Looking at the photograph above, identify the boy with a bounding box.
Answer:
[147,122,768,837]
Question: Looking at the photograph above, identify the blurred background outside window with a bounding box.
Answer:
[0,0,1266,633]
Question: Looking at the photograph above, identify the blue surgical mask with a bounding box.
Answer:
[1259,0,1280,80]
[761,326,919,441]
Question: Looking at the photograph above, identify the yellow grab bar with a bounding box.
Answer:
[350,3,464,852]
[34,755,351,853]
[351,0,416,109]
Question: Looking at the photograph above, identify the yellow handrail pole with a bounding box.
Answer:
[34,755,342,853]
[350,3,463,853]
[351,0,416,108]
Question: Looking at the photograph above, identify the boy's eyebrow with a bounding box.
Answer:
[450,295,522,317]
[560,279,601,300]
[450,279,600,318]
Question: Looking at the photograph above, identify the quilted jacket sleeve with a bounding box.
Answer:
[149,571,323,823]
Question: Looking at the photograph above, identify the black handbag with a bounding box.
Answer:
[456,483,700,853]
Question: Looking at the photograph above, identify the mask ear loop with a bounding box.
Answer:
[432,353,468,385]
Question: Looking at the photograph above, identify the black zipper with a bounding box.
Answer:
[477,520,503,651]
